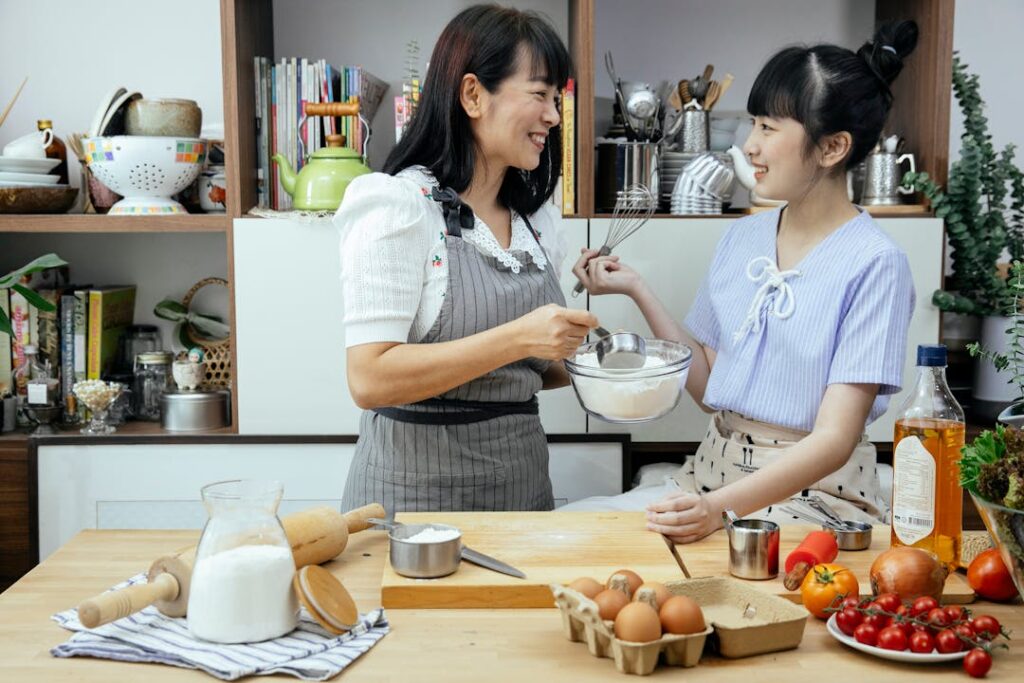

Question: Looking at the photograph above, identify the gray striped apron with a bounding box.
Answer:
[341,189,565,512]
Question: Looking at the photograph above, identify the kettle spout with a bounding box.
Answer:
[727,145,757,191]
[271,153,297,197]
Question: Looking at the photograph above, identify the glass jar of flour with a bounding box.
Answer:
[187,480,297,643]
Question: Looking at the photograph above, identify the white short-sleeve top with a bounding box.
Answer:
[334,166,567,348]
[684,208,916,432]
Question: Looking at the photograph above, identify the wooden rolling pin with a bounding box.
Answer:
[77,503,383,629]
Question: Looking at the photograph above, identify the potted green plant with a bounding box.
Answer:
[903,53,1024,404]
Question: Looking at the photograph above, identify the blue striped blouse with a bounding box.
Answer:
[684,208,916,432]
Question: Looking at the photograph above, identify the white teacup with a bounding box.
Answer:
[2,129,54,159]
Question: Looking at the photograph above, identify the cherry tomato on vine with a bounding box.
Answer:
[836,607,863,636]
[854,623,879,647]
[909,630,934,654]
[877,625,908,651]
[971,615,1001,640]
[935,628,962,654]
[963,648,992,678]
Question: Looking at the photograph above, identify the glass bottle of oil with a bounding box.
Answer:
[890,344,965,571]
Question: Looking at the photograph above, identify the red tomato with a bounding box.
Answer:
[971,615,1001,640]
[854,623,879,647]
[878,625,908,651]
[963,648,992,678]
[935,628,962,654]
[911,595,939,617]
[839,596,861,611]
[943,605,967,624]
[836,607,863,636]
[926,607,949,631]
[967,549,1020,602]
[955,624,976,641]
[909,630,934,654]
[873,592,902,612]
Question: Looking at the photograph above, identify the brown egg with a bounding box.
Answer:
[606,569,644,596]
[634,581,670,609]
[614,602,663,642]
[593,588,630,621]
[659,595,706,635]
[567,577,603,599]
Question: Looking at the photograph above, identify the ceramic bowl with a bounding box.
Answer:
[0,185,78,213]
[198,167,227,213]
[125,98,202,137]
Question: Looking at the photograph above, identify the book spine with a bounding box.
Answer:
[87,291,102,379]
[0,291,11,395]
[9,290,30,397]
[60,294,75,412]
[561,78,576,215]
[73,291,87,381]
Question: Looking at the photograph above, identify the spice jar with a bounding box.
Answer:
[133,351,173,421]
[187,480,298,643]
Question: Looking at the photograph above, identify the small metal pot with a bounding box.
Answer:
[388,523,463,578]
[159,390,229,431]
[825,522,872,551]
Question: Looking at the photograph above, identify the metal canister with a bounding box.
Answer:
[679,109,710,153]
[159,390,229,431]
[595,141,660,212]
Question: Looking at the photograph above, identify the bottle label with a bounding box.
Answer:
[892,436,936,545]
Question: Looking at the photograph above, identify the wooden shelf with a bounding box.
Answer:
[0,213,230,234]
[581,205,933,220]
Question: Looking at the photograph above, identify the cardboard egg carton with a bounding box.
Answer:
[551,575,809,675]
[550,584,711,676]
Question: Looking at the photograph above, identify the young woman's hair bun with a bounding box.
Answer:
[857,20,919,93]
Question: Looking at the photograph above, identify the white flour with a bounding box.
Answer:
[571,352,682,420]
[402,527,461,543]
[187,544,298,643]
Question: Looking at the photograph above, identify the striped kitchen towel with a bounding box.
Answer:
[52,573,389,681]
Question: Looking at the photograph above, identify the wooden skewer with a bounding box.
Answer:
[0,77,28,131]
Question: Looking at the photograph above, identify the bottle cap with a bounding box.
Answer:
[37,119,53,129]
[917,344,947,367]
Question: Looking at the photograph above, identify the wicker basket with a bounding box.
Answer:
[176,277,232,389]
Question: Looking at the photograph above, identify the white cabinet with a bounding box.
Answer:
[585,217,944,442]
[36,438,623,560]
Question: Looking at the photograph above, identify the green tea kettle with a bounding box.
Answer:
[272,102,372,211]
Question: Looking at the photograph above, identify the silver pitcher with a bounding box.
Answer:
[861,151,915,206]
[723,510,780,580]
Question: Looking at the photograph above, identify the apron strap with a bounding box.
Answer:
[372,396,539,425]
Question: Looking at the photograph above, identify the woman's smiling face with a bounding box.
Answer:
[741,115,819,201]
[467,49,561,172]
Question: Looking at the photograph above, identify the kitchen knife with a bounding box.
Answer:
[461,546,526,579]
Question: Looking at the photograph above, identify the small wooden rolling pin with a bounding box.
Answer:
[783,530,840,590]
[77,503,384,629]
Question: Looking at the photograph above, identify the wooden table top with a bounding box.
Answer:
[1,526,1021,682]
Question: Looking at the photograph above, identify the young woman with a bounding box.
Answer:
[570,22,920,543]
[335,5,597,513]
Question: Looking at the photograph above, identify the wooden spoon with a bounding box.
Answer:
[704,82,721,111]
[702,64,714,82]
[718,73,735,101]
[678,80,692,105]
[0,77,28,131]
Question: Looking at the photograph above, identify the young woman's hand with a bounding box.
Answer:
[645,491,723,544]
[572,248,642,297]
[512,303,598,360]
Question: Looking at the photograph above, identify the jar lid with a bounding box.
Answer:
[160,390,229,405]
[137,351,174,365]
[292,565,358,635]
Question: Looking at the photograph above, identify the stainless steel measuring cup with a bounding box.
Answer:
[723,510,780,580]
[370,518,463,578]
[593,326,646,369]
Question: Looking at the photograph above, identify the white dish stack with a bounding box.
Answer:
[0,152,62,188]
[669,152,735,215]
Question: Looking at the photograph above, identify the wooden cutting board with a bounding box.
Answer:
[676,524,975,605]
[380,514,975,609]
[381,511,687,608]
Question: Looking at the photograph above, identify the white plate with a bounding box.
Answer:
[0,156,61,174]
[99,90,142,136]
[826,614,967,663]
[0,181,71,188]
[90,86,127,137]
[0,171,59,184]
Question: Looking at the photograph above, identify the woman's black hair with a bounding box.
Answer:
[747,21,919,170]
[383,4,571,216]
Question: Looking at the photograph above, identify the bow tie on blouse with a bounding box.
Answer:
[733,256,801,344]
[431,186,475,236]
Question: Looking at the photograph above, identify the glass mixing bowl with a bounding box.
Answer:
[563,339,692,423]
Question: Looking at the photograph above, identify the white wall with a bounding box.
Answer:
[0,0,224,190]
[949,0,1024,165]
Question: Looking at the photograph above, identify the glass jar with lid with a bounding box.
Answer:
[133,351,174,420]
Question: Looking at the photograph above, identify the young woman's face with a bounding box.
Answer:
[470,52,561,172]
[741,116,818,201]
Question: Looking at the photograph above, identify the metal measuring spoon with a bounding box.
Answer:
[593,326,646,369]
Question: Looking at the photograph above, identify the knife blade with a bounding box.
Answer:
[661,533,691,579]
[460,546,526,579]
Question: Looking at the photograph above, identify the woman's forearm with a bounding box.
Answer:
[347,322,526,408]
[630,280,713,408]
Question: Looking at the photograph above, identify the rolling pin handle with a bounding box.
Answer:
[77,572,180,629]
[344,503,386,533]
[783,561,812,591]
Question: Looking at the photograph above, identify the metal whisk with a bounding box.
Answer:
[572,184,656,297]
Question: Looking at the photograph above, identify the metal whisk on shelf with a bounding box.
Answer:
[572,184,656,297]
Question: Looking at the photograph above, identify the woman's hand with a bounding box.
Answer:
[572,248,643,297]
[512,303,598,361]
[645,491,723,544]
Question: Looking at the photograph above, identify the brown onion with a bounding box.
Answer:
[869,547,948,601]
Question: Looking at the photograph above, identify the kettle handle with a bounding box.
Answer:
[897,153,916,195]
[297,101,372,165]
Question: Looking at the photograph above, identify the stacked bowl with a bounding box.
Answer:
[0,131,77,213]
[669,152,735,215]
